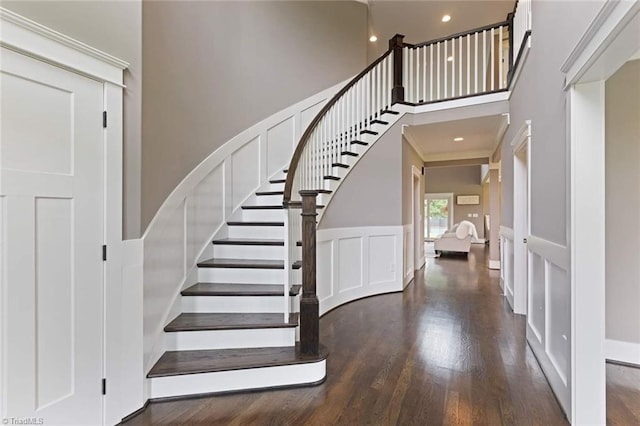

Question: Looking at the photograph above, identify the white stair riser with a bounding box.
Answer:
[149,360,326,399]
[228,226,284,239]
[165,327,295,351]
[198,267,284,284]
[213,244,284,260]
[269,182,284,191]
[254,194,283,205]
[181,295,284,313]
[242,208,284,222]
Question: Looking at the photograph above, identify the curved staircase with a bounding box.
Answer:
[146,172,328,399]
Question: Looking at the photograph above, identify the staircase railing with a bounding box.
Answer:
[284,5,532,354]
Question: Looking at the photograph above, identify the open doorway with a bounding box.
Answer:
[425,193,454,241]
[412,166,424,270]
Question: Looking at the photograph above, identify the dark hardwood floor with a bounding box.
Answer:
[124,245,640,425]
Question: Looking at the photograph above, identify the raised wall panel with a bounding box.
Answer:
[266,117,294,176]
[317,241,334,302]
[34,197,73,408]
[369,235,396,285]
[529,252,545,343]
[187,165,224,267]
[547,263,570,383]
[232,138,260,210]
[1,73,72,175]
[338,237,363,292]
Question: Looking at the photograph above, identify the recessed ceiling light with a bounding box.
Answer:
[447,56,453,62]
[454,137,464,141]
[442,15,451,23]
[369,35,378,42]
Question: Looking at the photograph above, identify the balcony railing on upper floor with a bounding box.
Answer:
[283,0,532,356]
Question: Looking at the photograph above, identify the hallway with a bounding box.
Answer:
[125,245,637,425]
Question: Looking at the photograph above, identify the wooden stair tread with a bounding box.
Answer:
[182,283,301,297]
[351,140,369,146]
[227,221,284,226]
[382,109,399,115]
[371,119,389,125]
[241,205,284,210]
[324,175,340,181]
[256,191,284,196]
[198,258,285,269]
[147,343,329,378]
[341,151,358,157]
[212,238,284,246]
[360,129,378,135]
[269,178,286,184]
[164,312,299,332]
[332,162,350,168]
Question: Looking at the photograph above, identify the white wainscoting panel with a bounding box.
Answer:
[526,234,571,415]
[139,80,347,372]
[317,226,405,316]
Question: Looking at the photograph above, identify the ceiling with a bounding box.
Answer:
[367,0,516,60]
[403,114,507,161]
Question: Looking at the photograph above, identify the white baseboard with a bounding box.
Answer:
[489,259,501,270]
[606,338,640,366]
[472,238,486,244]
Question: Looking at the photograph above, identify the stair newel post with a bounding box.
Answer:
[299,190,319,356]
[389,33,405,104]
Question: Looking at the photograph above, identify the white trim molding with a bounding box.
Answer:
[606,339,640,366]
[0,7,128,86]
[561,0,640,86]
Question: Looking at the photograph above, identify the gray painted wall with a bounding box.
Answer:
[501,0,604,244]
[319,116,409,229]
[425,166,487,238]
[2,0,143,239]
[142,1,367,232]
[605,60,640,345]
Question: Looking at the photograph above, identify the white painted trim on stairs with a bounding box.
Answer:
[148,360,326,399]
[606,339,640,366]
[139,80,348,374]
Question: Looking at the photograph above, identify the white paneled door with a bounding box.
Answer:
[1,48,104,424]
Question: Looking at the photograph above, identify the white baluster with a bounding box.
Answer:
[444,39,448,98]
[437,42,441,100]
[475,31,478,94]
[491,27,495,91]
[430,44,434,101]
[451,37,455,97]
[483,30,487,92]
[459,36,463,97]
[422,46,427,103]
[467,34,471,95]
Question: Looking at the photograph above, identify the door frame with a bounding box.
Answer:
[0,8,128,425]
[511,121,531,315]
[411,166,424,270]
[561,0,640,423]
[425,192,454,241]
